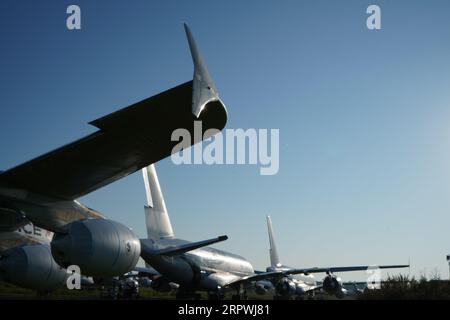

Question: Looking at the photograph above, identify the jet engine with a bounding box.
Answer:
[274,277,296,296]
[51,219,140,277]
[254,280,272,295]
[322,273,343,297]
[0,244,67,290]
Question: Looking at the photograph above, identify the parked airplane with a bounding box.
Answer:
[139,165,409,300]
[264,216,317,299]
[0,24,227,286]
[139,164,251,299]
[264,216,409,299]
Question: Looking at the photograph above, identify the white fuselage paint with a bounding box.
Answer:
[0,223,53,253]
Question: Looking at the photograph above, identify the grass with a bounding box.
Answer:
[358,274,450,300]
[4,276,450,300]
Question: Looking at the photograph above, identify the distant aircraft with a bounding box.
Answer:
[139,164,254,299]
[0,24,227,281]
[263,215,409,299]
[138,165,408,300]
[264,216,317,299]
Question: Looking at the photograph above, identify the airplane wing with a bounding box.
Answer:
[0,24,227,201]
[224,264,409,288]
[282,264,410,275]
[140,235,228,260]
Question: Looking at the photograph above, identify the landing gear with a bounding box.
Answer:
[231,285,247,300]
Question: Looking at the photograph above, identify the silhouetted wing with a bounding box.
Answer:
[0,25,227,200]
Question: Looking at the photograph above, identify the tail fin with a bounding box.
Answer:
[266,216,281,267]
[143,165,174,240]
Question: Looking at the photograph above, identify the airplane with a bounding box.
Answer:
[263,215,409,299]
[264,216,317,299]
[0,23,228,287]
[138,165,410,300]
[139,164,253,299]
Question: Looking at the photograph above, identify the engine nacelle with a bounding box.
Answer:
[275,277,296,296]
[51,219,140,277]
[322,274,343,296]
[0,244,67,290]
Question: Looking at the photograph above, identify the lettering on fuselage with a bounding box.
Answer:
[16,223,53,243]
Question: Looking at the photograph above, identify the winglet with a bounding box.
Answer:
[184,23,225,118]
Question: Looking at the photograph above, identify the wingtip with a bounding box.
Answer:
[182,23,225,120]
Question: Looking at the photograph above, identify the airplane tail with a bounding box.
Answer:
[266,216,281,267]
[143,165,175,241]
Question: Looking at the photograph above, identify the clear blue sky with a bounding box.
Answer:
[1,0,450,281]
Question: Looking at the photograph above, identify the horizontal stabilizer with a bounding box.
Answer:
[140,235,228,261]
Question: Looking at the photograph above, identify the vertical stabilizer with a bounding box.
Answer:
[143,165,174,240]
[266,216,281,267]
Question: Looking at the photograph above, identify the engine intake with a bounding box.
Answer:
[322,273,343,296]
[275,277,296,296]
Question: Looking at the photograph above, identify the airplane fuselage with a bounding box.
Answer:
[142,237,254,291]
[0,222,53,253]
